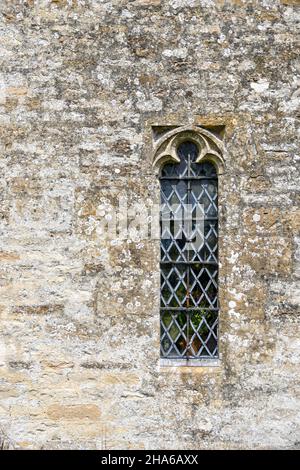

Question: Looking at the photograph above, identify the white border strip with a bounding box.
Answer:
[160,358,221,368]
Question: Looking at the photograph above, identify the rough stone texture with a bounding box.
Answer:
[0,0,299,450]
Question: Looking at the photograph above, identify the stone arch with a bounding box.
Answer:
[152,125,225,174]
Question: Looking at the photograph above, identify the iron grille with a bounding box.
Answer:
[160,141,218,359]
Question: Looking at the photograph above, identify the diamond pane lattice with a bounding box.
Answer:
[160,310,218,359]
[160,141,219,360]
[160,311,188,357]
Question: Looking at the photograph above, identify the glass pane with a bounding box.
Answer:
[189,265,218,309]
[160,140,218,360]
[161,265,187,308]
[177,141,198,161]
[191,180,218,218]
[160,311,188,357]
[193,161,217,177]
[189,310,218,357]
[161,141,199,177]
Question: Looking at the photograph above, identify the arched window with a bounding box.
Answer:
[160,140,219,360]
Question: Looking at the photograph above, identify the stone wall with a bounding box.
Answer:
[0,0,299,449]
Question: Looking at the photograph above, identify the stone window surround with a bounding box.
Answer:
[152,125,226,367]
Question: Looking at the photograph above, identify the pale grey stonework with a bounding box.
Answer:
[0,0,299,449]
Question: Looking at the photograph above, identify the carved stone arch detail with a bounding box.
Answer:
[152,125,225,173]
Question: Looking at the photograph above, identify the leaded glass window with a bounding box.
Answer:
[160,141,218,360]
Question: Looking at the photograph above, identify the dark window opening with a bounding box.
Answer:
[160,141,218,360]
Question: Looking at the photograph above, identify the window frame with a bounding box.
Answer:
[151,126,225,367]
[159,142,219,363]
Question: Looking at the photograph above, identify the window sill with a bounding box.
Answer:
[160,358,221,368]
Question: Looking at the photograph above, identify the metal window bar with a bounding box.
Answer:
[160,142,218,360]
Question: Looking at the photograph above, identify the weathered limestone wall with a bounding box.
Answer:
[0,0,299,449]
